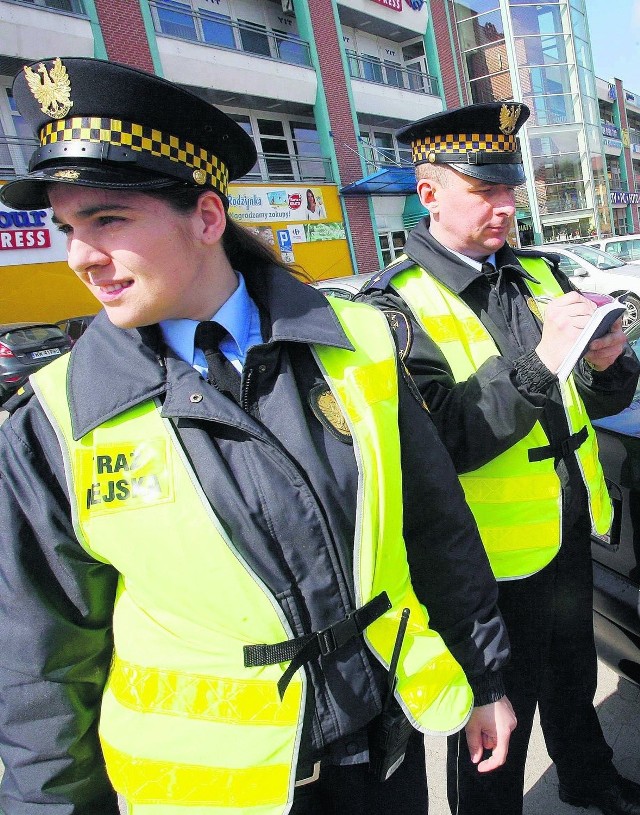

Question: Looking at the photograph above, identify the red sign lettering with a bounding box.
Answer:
[0,229,51,250]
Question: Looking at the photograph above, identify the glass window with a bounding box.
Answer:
[532,153,582,184]
[239,20,271,57]
[530,130,580,155]
[201,11,235,48]
[362,55,383,83]
[556,254,582,276]
[465,42,509,80]
[521,63,571,96]
[514,33,567,66]
[231,115,260,178]
[402,41,425,61]
[573,35,589,68]
[538,180,587,214]
[511,4,563,37]
[454,0,500,21]
[275,32,309,66]
[469,71,513,103]
[570,7,588,40]
[257,119,293,179]
[458,10,505,51]
[523,93,575,125]
[156,0,197,39]
[379,231,407,266]
[291,123,326,180]
[384,61,404,88]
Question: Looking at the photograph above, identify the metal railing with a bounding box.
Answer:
[2,0,86,14]
[346,51,439,96]
[243,152,333,184]
[150,1,311,67]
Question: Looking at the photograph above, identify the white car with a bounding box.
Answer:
[544,243,640,332]
[585,234,640,266]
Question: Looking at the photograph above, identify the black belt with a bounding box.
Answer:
[244,591,391,699]
[528,425,588,462]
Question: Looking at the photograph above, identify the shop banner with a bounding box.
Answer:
[228,185,329,223]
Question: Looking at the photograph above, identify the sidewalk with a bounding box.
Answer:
[425,660,640,814]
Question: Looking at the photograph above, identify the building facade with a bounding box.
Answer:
[0,0,449,322]
[429,0,615,246]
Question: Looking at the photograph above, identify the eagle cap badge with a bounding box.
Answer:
[499,103,521,135]
[24,57,73,120]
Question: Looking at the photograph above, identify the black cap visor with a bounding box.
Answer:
[1,165,198,210]
[449,161,526,186]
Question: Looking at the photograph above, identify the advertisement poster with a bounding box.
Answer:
[228,186,329,224]
[305,222,347,242]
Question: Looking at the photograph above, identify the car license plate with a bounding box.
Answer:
[31,348,61,359]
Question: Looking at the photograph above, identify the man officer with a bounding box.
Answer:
[359,102,640,815]
[0,60,515,814]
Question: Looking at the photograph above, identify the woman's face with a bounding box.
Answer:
[306,190,316,210]
[48,185,233,328]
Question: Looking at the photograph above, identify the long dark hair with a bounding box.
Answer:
[145,184,310,281]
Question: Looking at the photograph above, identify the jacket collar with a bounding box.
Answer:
[403,216,542,294]
[67,265,353,438]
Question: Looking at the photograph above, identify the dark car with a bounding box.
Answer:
[313,274,640,687]
[0,322,72,403]
[55,314,96,344]
[591,332,640,686]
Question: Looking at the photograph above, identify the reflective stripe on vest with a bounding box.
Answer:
[391,255,612,580]
[31,297,471,815]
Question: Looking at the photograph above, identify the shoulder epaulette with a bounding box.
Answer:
[361,255,417,293]
[2,382,34,414]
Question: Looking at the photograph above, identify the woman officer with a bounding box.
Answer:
[0,57,514,815]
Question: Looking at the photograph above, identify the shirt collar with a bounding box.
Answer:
[159,272,256,366]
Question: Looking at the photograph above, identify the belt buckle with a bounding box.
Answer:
[294,760,321,787]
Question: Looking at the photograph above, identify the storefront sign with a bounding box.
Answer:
[228,185,329,223]
[0,205,66,265]
[602,123,619,139]
[369,0,402,11]
[603,137,623,154]
[610,190,640,205]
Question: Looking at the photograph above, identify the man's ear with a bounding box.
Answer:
[416,176,439,213]
[195,191,227,245]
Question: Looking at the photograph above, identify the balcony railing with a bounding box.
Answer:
[346,51,439,97]
[150,1,311,67]
[2,0,86,14]
[242,152,333,184]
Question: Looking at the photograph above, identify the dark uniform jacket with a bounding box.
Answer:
[0,265,508,815]
[359,217,640,478]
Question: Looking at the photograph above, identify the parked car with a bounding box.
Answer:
[0,322,73,404]
[55,314,96,344]
[314,272,640,686]
[591,330,640,686]
[586,234,640,266]
[543,243,640,332]
[313,272,374,299]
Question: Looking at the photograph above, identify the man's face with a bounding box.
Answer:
[48,185,229,328]
[417,169,517,260]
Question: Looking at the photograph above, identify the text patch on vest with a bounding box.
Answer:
[77,439,174,515]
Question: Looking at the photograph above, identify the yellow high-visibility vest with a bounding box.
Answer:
[391,255,612,580]
[32,296,473,814]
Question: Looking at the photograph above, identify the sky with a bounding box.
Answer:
[585,0,640,93]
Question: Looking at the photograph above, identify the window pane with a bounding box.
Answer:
[465,42,509,80]
[538,180,587,214]
[520,64,571,96]
[514,33,567,66]
[458,10,505,51]
[276,34,309,66]
[530,130,580,155]
[201,12,235,48]
[532,152,582,184]
[454,0,500,21]
[362,55,383,83]
[258,119,285,138]
[511,5,563,37]
[239,21,271,57]
[157,0,197,40]
[523,93,575,125]
[402,41,425,61]
[384,61,404,88]
[469,71,513,103]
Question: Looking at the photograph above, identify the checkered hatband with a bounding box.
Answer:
[40,117,229,194]
[412,132,518,165]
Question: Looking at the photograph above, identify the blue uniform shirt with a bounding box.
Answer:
[159,272,262,374]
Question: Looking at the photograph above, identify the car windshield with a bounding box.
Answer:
[1,326,65,349]
[569,245,627,270]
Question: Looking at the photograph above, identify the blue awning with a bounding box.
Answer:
[340,166,417,196]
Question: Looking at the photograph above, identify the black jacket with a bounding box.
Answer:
[359,218,640,476]
[0,265,507,814]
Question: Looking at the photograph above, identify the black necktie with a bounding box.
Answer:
[482,261,499,286]
[194,320,241,403]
